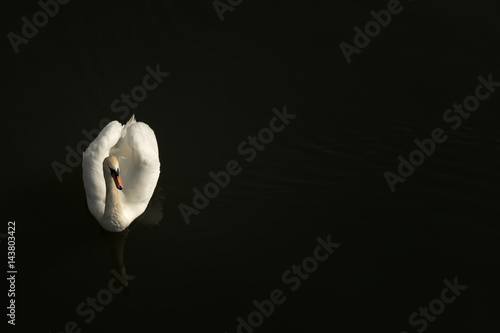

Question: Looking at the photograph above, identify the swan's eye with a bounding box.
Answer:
[109,167,119,176]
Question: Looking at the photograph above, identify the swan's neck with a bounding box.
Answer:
[103,176,124,224]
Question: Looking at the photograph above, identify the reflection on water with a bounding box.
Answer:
[99,186,164,293]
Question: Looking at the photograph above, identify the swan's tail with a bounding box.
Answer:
[126,114,137,126]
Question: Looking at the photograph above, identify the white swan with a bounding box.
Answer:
[82,115,160,232]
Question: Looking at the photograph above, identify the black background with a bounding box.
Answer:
[2,0,500,332]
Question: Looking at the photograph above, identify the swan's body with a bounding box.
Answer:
[83,115,160,232]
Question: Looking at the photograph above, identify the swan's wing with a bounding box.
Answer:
[82,121,124,222]
[111,121,160,222]
[132,185,165,228]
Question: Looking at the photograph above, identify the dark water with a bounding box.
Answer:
[3,1,500,332]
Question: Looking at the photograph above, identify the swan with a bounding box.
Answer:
[82,115,160,232]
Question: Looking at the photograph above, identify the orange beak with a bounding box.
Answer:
[112,173,123,190]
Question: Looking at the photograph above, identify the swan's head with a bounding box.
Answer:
[103,156,123,190]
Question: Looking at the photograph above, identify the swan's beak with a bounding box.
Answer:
[112,174,123,190]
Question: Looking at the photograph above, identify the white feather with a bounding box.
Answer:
[82,115,160,231]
